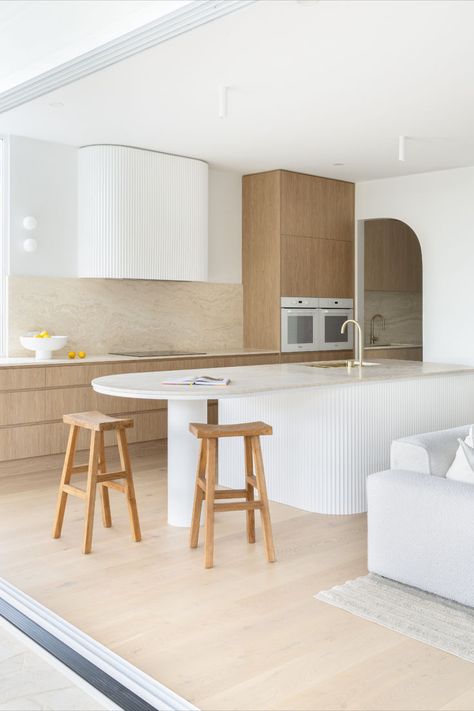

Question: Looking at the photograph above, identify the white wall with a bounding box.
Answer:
[9,135,78,277]
[356,166,474,365]
[208,168,242,283]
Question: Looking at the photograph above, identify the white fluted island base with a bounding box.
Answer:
[218,373,474,514]
[167,399,207,526]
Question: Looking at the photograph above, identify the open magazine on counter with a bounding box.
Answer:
[161,374,231,386]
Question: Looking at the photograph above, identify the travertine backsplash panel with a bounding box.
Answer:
[364,291,422,346]
[9,276,243,356]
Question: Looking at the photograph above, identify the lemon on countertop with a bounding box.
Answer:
[78,351,86,359]
[68,351,76,359]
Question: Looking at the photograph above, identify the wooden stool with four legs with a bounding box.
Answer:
[189,420,276,568]
[52,411,141,554]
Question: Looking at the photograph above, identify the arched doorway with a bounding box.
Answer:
[361,218,423,361]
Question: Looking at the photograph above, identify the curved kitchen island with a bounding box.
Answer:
[92,359,474,524]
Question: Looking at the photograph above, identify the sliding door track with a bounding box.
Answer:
[0,578,198,711]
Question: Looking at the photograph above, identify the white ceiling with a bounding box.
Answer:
[0,0,193,93]
[2,0,474,181]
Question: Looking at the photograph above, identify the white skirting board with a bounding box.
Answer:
[0,578,198,711]
[218,373,474,515]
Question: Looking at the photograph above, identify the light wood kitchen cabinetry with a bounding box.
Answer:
[365,219,422,292]
[243,171,281,351]
[243,170,355,350]
[364,347,422,361]
[280,235,353,298]
[0,368,46,391]
[280,234,318,297]
[279,350,353,364]
[0,353,279,462]
[280,170,354,241]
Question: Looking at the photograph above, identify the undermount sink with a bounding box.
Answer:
[306,360,380,369]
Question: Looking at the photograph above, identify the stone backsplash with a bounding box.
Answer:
[9,276,243,356]
[364,290,422,346]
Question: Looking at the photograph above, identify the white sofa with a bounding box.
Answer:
[367,425,474,607]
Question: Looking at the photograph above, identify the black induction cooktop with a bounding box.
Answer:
[110,350,206,357]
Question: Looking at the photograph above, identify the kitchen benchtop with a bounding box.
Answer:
[92,359,474,401]
[0,349,279,369]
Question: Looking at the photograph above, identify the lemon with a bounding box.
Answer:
[78,351,86,359]
[68,351,76,359]
[40,330,50,338]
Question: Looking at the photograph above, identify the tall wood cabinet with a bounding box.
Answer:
[243,170,355,350]
[365,219,422,292]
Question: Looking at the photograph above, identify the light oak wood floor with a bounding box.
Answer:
[1,441,474,711]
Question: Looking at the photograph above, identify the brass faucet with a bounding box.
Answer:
[370,313,385,345]
[341,319,363,366]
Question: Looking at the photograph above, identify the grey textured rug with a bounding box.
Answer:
[316,573,474,663]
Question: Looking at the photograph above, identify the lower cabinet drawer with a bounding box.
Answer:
[0,367,46,391]
[0,390,46,426]
[43,386,164,421]
[0,387,166,427]
[0,410,167,461]
[364,347,423,361]
[279,351,353,364]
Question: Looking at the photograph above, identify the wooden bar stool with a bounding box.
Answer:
[52,411,141,554]
[189,421,275,568]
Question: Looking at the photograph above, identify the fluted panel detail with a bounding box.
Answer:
[78,145,208,280]
[218,373,474,514]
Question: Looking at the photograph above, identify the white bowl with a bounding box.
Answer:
[20,335,68,361]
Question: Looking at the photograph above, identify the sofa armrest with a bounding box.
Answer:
[390,425,470,477]
[367,469,474,606]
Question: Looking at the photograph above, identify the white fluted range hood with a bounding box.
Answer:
[78,144,208,280]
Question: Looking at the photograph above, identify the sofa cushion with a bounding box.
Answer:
[446,427,474,484]
[390,425,470,477]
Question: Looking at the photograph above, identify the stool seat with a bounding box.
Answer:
[189,421,272,439]
[63,411,134,432]
[189,420,275,568]
[53,411,141,554]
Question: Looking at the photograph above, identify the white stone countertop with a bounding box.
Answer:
[0,349,279,369]
[92,359,474,401]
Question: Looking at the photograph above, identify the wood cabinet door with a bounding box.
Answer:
[318,178,354,242]
[317,238,354,297]
[365,219,422,292]
[280,172,313,237]
[281,236,353,297]
[280,171,354,241]
[281,235,319,296]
